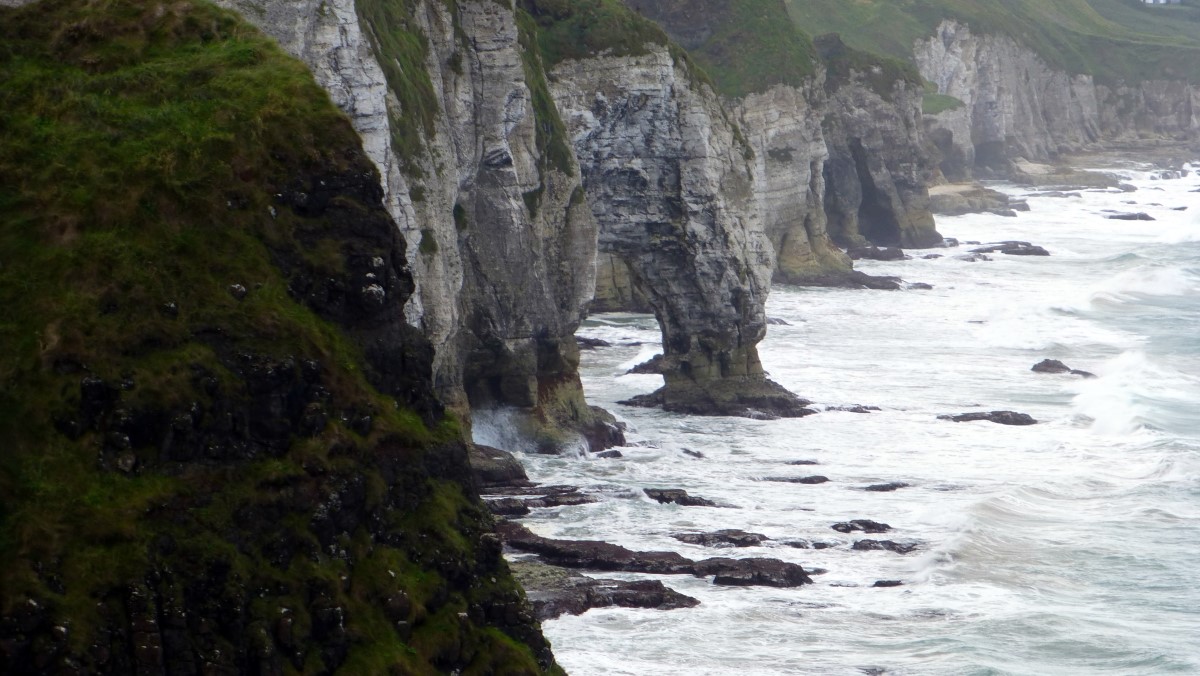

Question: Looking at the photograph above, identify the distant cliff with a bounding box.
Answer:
[917,20,1200,178]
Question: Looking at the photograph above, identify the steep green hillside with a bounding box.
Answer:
[625,0,818,98]
[0,0,556,672]
[786,0,1200,83]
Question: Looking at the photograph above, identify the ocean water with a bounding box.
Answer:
[476,162,1200,675]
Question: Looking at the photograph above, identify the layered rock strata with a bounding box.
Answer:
[817,35,943,250]
[550,48,813,417]
[219,0,617,451]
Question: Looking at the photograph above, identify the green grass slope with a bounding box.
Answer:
[625,0,818,98]
[786,0,1200,83]
[0,0,556,672]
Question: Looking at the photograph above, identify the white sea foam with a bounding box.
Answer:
[516,169,1200,674]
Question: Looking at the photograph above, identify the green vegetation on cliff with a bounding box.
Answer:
[786,0,1200,83]
[0,0,557,672]
[625,0,818,98]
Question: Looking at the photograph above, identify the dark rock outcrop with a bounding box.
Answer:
[864,482,911,492]
[938,411,1038,425]
[644,488,718,507]
[852,540,919,554]
[498,522,812,587]
[1105,212,1156,221]
[831,520,892,534]
[971,241,1050,256]
[847,246,909,261]
[510,561,699,620]
[469,444,531,488]
[762,475,830,485]
[1032,359,1096,378]
[672,530,771,548]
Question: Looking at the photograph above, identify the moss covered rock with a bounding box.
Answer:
[0,0,559,672]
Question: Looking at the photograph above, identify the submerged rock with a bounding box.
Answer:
[938,411,1038,425]
[864,482,911,492]
[1105,212,1155,221]
[762,475,830,485]
[847,246,909,261]
[1031,359,1096,378]
[831,520,892,534]
[498,522,812,587]
[643,488,718,507]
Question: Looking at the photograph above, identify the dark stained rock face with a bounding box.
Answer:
[938,411,1038,425]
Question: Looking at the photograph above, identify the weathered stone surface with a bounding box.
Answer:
[917,20,1200,176]
[929,183,1028,216]
[551,47,811,419]
[818,36,942,249]
[469,444,530,488]
[498,522,812,587]
[693,557,813,587]
[643,488,718,507]
[762,475,830,485]
[970,241,1050,256]
[938,411,1038,425]
[853,540,919,554]
[672,530,770,548]
[831,520,892,534]
[221,0,614,452]
[864,482,911,492]
[737,82,853,283]
[1032,359,1095,378]
[1105,212,1155,221]
[510,561,699,621]
[847,246,909,261]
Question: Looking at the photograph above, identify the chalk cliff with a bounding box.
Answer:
[549,47,813,417]
[217,0,619,451]
[916,20,1199,176]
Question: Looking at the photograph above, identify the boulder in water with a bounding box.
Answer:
[938,411,1038,425]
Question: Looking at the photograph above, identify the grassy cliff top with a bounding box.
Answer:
[0,0,554,671]
[624,0,818,98]
[786,0,1200,83]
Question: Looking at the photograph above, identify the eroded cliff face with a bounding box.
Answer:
[820,73,942,249]
[916,20,1198,175]
[219,0,616,450]
[550,48,812,417]
[735,84,852,282]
